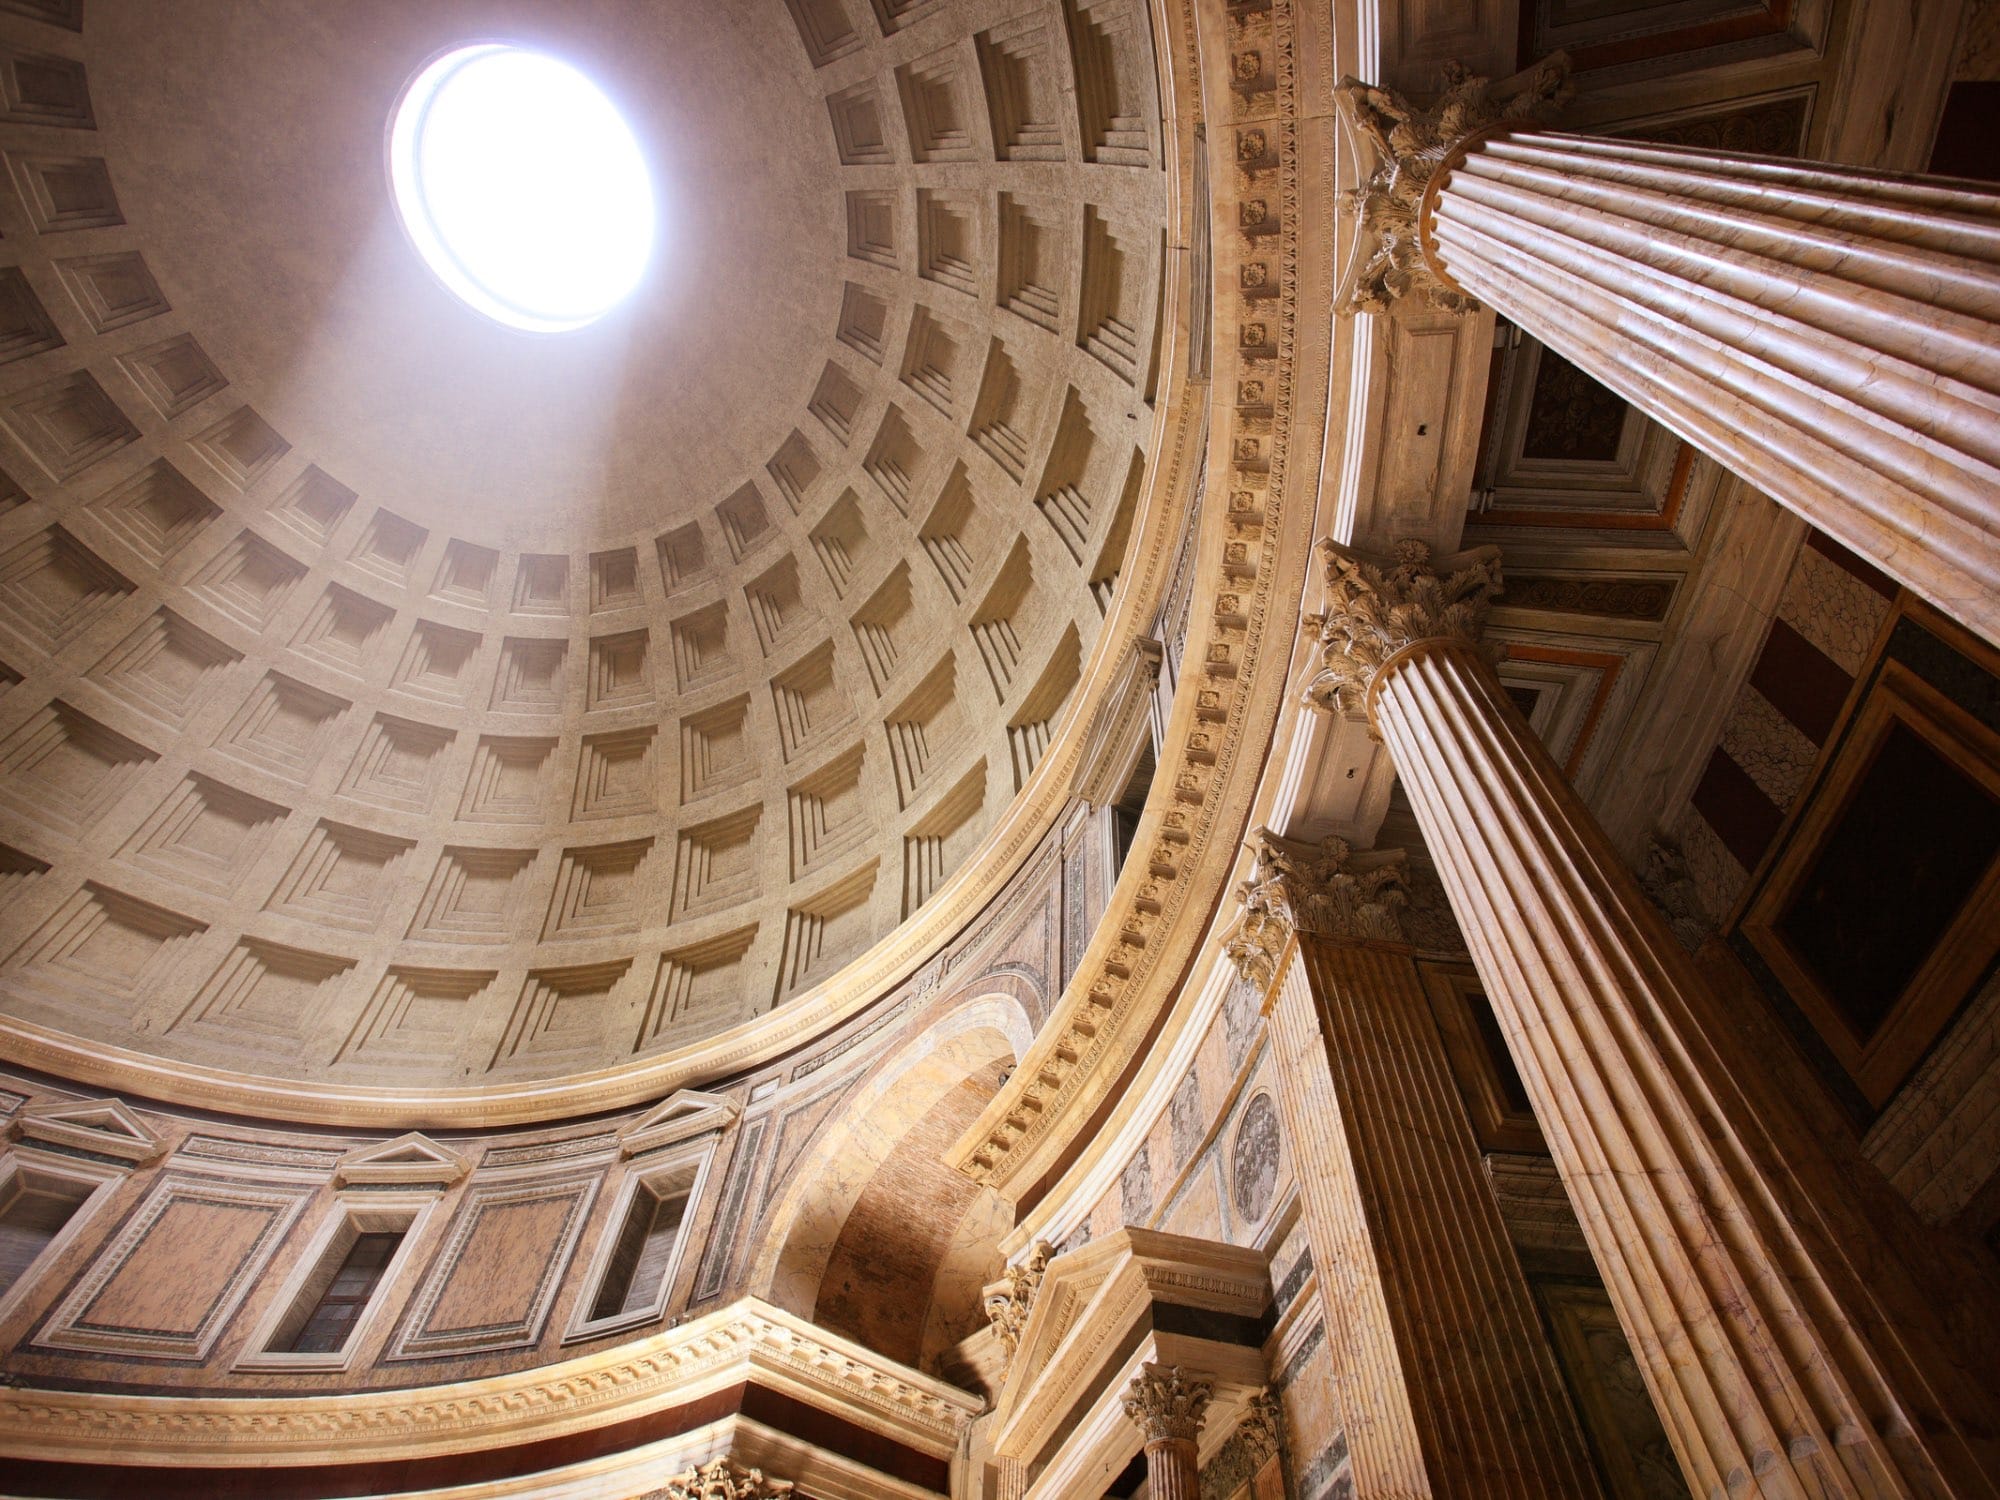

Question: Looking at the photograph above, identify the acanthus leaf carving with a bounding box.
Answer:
[1238,1387,1282,1465]
[1225,827,1409,986]
[1301,538,1503,723]
[983,1240,1055,1355]
[642,1458,795,1499]
[1122,1361,1214,1444]
[1641,832,1714,953]
[1333,55,1571,315]
[1199,1386,1284,1493]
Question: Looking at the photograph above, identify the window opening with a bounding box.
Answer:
[590,1175,693,1322]
[1111,739,1156,872]
[278,1228,405,1355]
[0,1170,92,1298]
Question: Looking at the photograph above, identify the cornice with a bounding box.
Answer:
[950,0,1319,1197]
[991,1228,1270,1464]
[0,1298,980,1469]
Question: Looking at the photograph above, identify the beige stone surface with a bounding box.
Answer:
[0,0,1994,1495]
[1374,634,2000,1497]
[0,0,1176,1101]
[1266,936,1601,1498]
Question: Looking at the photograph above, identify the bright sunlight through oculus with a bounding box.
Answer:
[389,45,656,333]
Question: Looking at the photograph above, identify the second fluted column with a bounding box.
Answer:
[1303,537,2000,1499]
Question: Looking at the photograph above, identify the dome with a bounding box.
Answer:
[0,0,1174,1113]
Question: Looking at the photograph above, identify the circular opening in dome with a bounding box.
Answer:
[389,45,655,333]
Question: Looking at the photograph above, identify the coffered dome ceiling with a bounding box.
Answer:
[0,0,1174,1103]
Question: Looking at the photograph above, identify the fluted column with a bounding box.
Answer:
[1305,538,2000,1499]
[1334,59,2000,648]
[1232,829,1600,1497]
[1123,1363,1212,1500]
[994,1454,1028,1500]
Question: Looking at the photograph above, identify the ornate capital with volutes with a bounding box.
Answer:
[643,1458,795,1499]
[1333,54,1570,314]
[1226,827,1409,985]
[982,1240,1054,1355]
[1239,1388,1283,1466]
[1301,538,1503,723]
[1122,1362,1214,1445]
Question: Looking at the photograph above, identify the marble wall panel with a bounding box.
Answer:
[388,1173,598,1360]
[34,1172,310,1361]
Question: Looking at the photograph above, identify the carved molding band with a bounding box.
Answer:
[1332,55,1571,314]
[1301,538,1504,726]
[1123,1361,1215,1444]
[0,1298,981,1465]
[1225,828,1409,986]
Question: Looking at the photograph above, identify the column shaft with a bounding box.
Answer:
[1143,1436,1203,1500]
[1372,636,2000,1499]
[1267,938,1601,1498]
[1425,131,2000,647]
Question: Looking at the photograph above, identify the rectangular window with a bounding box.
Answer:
[0,1168,94,1298]
[1110,740,1155,872]
[236,1191,438,1372]
[282,1229,403,1354]
[251,1211,420,1366]
[568,1144,717,1342]
[589,1175,692,1323]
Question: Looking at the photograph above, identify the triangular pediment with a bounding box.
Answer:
[11,1097,162,1164]
[335,1132,466,1188]
[619,1088,741,1158]
[990,1235,1123,1433]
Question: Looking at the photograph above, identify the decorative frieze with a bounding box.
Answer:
[0,1298,981,1463]
[1331,56,1570,314]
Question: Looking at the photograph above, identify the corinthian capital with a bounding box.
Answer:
[1238,1389,1283,1466]
[982,1240,1054,1355]
[1301,538,1503,720]
[1333,54,1570,314]
[644,1459,795,1499]
[1226,828,1409,984]
[1123,1362,1214,1445]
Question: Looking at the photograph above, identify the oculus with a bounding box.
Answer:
[388,45,655,333]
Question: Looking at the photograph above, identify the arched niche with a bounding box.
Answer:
[754,993,1031,1371]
